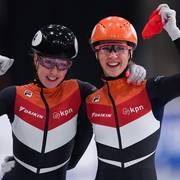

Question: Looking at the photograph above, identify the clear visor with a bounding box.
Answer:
[38,56,72,71]
[95,43,132,54]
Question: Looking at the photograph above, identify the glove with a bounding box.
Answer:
[1,156,15,177]
[158,4,180,41]
[126,64,146,85]
[0,55,14,76]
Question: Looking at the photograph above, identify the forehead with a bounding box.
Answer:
[39,56,70,62]
[101,40,128,45]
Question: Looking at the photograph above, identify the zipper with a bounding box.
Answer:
[37,87,50,174]
[106,81,125,168]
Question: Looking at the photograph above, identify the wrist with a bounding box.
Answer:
[166,27,180,41]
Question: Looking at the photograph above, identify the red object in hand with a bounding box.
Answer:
[142,10,163,39]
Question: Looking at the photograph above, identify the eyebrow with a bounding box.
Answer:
[95,43,132,50]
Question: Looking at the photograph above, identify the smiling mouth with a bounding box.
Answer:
[47,76,58,81]
[106,62,120,67]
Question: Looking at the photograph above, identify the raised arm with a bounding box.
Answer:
[147,4,180,105]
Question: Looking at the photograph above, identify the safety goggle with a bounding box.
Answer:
[95,43,132,55]
[38,56,72,71]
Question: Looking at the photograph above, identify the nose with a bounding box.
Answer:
[50,65,58,74]
[108,51,118,58]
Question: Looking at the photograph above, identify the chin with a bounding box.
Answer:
[44,83,58,89]
[105,68,124,77]
[45,85,54,89]
[111,74,120,77]
[107,72,122,77]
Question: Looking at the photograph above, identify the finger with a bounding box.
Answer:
[4,156,14,162]
[127,68,140,83]
[1,161,15,174]
[166,10,176,20]
[1,161,15,168]
[1,162,6,168]
[9,58,14,65]
[127,64,137,82]
[0,64,8,75]
[132,72,144,85]
[1,167,12,174]
[0,59,14,75]
[0,55,11,61]
[129,66,146,84]
[162,10,175,24]
[138,68,146,81]
[157,4,169,11]
[136,73,146,85]
[159,9,169,23]
[127,71,137,83]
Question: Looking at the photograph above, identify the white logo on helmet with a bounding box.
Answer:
[91,26,96,37]
[130,24,137,39]
[32,30,42,47]
[91,26,98,43]
[72,37,78,58]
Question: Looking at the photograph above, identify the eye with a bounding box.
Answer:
[44,59,52,65]
[59,63,67,67]
[115,46,129,53]
[101,47,111,52]
[42,58,55,68]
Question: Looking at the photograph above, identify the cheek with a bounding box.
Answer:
[121,54,129,64]
[98,54,106,66]
[63,70,68,77]
[36,70,44,83]
[37,66,48,79]
[57,70,68,79]
[123,58,129,66]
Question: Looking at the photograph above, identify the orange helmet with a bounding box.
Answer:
[90,16,138,49]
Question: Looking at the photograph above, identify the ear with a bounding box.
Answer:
[95,51,99,60]
[33,53,38,66]
[130,49,133,58]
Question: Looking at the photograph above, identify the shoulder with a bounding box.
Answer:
[0,85,16,95]
[86,86,104,104]
[0,85,16,103]
[65,79,97,97]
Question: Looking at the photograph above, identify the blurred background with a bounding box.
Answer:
[0,0,180,179]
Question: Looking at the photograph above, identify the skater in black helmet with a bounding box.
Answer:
[0,24,95,180]
[86,4,180,180]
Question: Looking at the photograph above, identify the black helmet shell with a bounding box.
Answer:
[31,24,78,59]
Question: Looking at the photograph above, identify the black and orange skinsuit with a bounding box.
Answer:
[86,38,180,180]
[0,79,95,180]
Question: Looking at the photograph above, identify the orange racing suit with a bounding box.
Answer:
[86,38,180,180]
[0,79,95,180]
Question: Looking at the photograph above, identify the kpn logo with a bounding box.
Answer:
[122,105,144,115]
[52,108,73,119]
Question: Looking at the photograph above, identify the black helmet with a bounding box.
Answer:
[31,24,78,59]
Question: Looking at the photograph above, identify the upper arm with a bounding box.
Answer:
[67,80,96,169]
[0,86,16,118]
[147,75,180,105]
[174,38,180,53]
[77,80,97,101]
